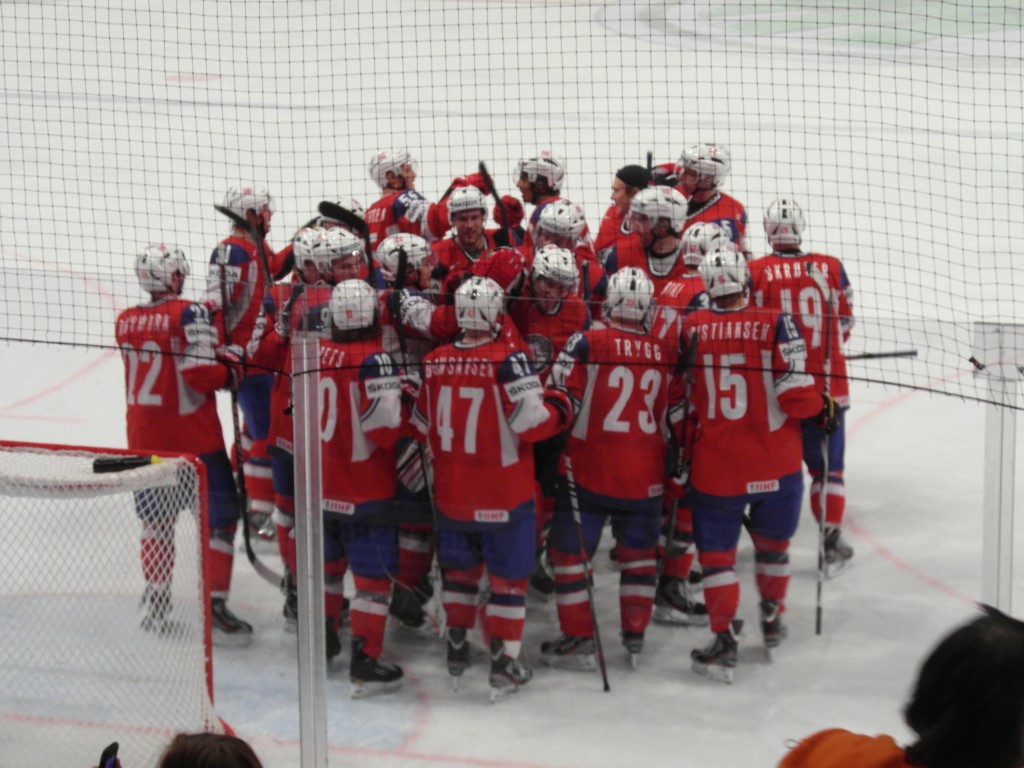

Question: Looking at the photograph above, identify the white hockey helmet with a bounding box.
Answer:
[447,186,488,224]
[323,227,364,263]
[376,233,431,285]
[674,143,731,190]
[700,247,750,299]
[329,279,378,331]
[515,150,566,191]
[135,243,189,294]
[629,186,688,235]
[537,200,587,241]
[455,275,505,335]
[763,197,806,248]
[531,244,580,294]
[369,148,415,189]
[293,226,324,262]
[680,222,733,267]
[222,186,272,218]
[603,267,656,330]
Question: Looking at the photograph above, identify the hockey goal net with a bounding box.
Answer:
[0,441,221,768]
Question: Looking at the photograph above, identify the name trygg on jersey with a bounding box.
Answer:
[610,337,664,361]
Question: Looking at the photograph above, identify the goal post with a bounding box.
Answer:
[0,441,222,768]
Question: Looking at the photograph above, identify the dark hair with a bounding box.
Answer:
[904,605,1024,768]
[615,164,652,190]
[157,732,263,768]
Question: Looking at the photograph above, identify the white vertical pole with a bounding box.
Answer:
[291,326,327,768]
[976,323,1022,613]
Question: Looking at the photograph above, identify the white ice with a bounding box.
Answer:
[1,1,1022,767]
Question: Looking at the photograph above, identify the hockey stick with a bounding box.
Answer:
[846,349,917,361]
[665,330,698,559]
[393,247,447,637]
[478,162,509,234]
[213,205,284,587]
[806,262,833,636]
[93,455,161,473]
[563,454,611,692]
[646,151,653,172]
[317,201,375,285]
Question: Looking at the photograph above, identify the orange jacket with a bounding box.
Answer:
[779,729,921,768]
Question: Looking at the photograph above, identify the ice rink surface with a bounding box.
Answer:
[1,1,1023,766]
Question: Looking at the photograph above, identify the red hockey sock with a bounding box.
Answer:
[810,470,846,527]
[750,533,790,605]
[140,519,175,584]
[617,544,657,635]
[273,495,296,574]
[550,547,593,638]
[441,565,484,630]
[699,549,739,634]
[350,576,390,658]
[208,525,236,600]
[486,575,527,645]
[324,556,348,626]
[396,524,433,592]
[662,505,696,579]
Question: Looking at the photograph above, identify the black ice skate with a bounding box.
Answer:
[326,617,342,664]
[760,599,788,659]
[389,584,430,634]
[447,626,471,690]
[540,634,597,671]
[824,526,854,577]
[528,552,555,601]
[350,637,403,699]
[282,572,298,633]
[691,619,743,684]
[211,597,253,648]
[653,576,710,627]
[623,630,644,669]
[140,583,171,634]
[489,638,532,702]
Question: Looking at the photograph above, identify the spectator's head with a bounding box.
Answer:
[904,605,1024,768]
[610,165,651,215]
[157,733,263,768]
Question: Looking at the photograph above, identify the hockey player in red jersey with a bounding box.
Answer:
[431,186,514,296]
[647,223,727,628]
[245,227,348,638]
[118,244,253,647]
[207,186,287,543]
[604,186,691,295]
[412,275,572,700]
[594,165,652,265]
[749,198,856,574]
[675,143,750,254]
[684,248,837,683]
[319,279,410,697]
[533,200,606,313]
[365,148,436,252]
[540,267,680,670]
[515,150,574,253]
[373,233,441,634]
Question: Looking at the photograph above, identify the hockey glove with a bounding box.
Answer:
[819,394,841,435]
[215,344,246,390]
[543,388,573,429]
[666,459,691,499]
[400,369,422,408]
[494,195,525,229]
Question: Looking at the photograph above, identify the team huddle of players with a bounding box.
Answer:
[115,144,855,700]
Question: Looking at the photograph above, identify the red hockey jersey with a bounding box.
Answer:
[414,338,564,526]
[683,192,749,253]
[748,251,855,406]
[116,298,229,455]
[682,306,822,497]
[549,326,678,502]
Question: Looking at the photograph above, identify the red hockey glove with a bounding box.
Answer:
[400,370,422,408]
[494,195,525,229]
[215,344,246,390]
[543,388,573,429]
[819,394,841,435]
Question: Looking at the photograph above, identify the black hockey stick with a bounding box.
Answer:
[806,262,833,635]
[846,349,917,361]
[646,150,653,172]
[665,330,698,559]
[214,205,284,587]
[478,162,509,233]
[93,455,161,473]
[317,201,374,285]
[564,454,611,692]
[393,248,446,637]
